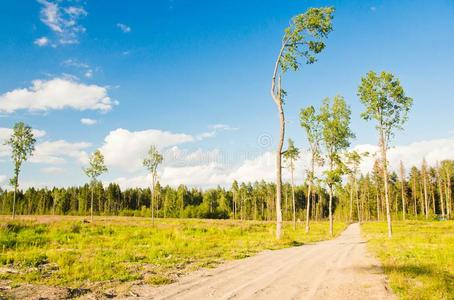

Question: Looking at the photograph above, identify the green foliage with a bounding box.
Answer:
[363,221,454,299]
[84,150,108,181]
[345,150,362,175]
[280,7,335,72]
[0,217,346,288]
[357,71,413,144]
[283,138,300,169]
[319,95,355,186]
[300,105,324,179]
[5,122,36,188]
[143,145,163,176]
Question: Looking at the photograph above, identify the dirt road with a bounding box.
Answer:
[127,223,394,300]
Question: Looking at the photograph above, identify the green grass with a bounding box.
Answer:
[362,220,454,300]
[0,216,345,290]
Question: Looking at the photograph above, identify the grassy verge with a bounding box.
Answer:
[0,216,345,290]
[362,220,454,300]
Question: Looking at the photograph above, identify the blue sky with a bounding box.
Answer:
[1,0,453,189]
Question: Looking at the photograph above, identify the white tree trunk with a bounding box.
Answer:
[12,186,17,220]
[291,164,296,230]
[329,185,333,236]
[151,174,155,226]
[305,183,312,233]
[90,184,94,222]
[380,129,392,238]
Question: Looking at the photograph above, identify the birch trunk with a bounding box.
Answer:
[151,174,155,226]
[423,167,429,219]
[379,128,392,238]
[90,183,94,222]
[12,186,17,220]
[329,185,333,236]
[349,181,353,222]
[291,161,296,229]
[437,167,445,218]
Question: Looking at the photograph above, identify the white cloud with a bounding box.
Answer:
[84,69,93,78]
[62,59,89,69]
[196,131,216,140]
[196,123,239,140]
[41,166,65,174]
[161,163,228,187]
[37,0,87,46]
[0,175,6,185]
[80,118,97,126]
[211,124,239,131]
[0,78,116,113]
[354,138,454,175]
[117,23,131,33]
[26,140,90,165]
[62,59,95,78]
[111,137,454,189]
[164,147,223,167]
[100,128,194,172]
[34,36,49,46]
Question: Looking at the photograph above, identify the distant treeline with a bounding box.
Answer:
[1,160,452,221]
[0,181,324,220]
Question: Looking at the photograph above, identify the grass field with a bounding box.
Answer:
[0,216,345,292]
[362,220,454,300]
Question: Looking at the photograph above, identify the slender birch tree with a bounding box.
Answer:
[6,122,36,219]
[345,151,362,223]
[358,71,413,238]
[300,105,323,232]
[436,162,445,218]
[143,145,163,226]
[283,138,300,229]
[441,160,453,219]
[422,159,429,219]
[270,7,334,239]
[399,161,407,220]
[319,95,354,236]
[84,150,108,222]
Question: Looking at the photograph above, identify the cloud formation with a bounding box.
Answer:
[196,123,239,140]
[0,78,116,113]
[41,166,65,174]
[354,138,454,175]
[100,128,194,172]
[37,0,87,45]
[34,36,49,46]
[61,59,95,78]
[30,140,91,165]
[80,118,97,126]
[110,137,454,189]
[117,23,131,33]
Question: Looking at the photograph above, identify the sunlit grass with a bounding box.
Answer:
[362,220,454,300]
[0,216,346,289]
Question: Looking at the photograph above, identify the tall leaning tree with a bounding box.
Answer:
[319,96,354,236]
[270,7,334,239]
[6,122,36,219]
[143,145,163,226]
[358,71,413,238]
[300,105,323,233]
[84,149,108,222]
[283,138,300,229]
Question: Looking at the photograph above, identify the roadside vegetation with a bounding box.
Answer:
[362,221,454,300]
[0,216,346,290]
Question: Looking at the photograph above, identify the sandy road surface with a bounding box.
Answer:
[127,223,394,300]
